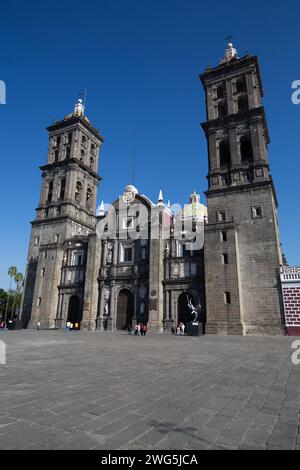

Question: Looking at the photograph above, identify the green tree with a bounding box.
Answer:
[0,289,8,319]
[5,266,17,320]
[11,272,24,319]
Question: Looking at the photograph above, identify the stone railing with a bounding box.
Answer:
[280,266,300,282]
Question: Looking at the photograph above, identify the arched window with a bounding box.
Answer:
[90,143,96,155]
[218,101,227,118]
[54,149,59,163]
[65,146,71,159]
[238,95,249,112]
[219,141,231,168]
[240,136,254,162]
[82,135,87,147]
[75,181,83,203]
[86,188,93,208]
[46,181,53,203]
[89,157,94,170]
[80,149,85,162]
[236,76,247,93]
[217,84,225,99]
[59,178,66,200]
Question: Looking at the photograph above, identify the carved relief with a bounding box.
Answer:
[236,124,250,135]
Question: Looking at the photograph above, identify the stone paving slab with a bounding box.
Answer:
[0,330,299,450]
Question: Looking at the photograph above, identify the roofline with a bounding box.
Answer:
[47,115,104,142]
[200,54,264,98]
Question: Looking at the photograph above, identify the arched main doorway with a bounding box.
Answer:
[116,289,134,330]
[67,296,82,326]
[178,293,195,325]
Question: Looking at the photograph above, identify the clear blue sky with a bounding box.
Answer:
[0,0,299,288]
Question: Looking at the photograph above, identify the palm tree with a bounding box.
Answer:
[12,272,24,319]
[5,266,17,321]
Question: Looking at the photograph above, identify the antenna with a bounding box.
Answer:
[132,129,136,186]
[83,88,88,108]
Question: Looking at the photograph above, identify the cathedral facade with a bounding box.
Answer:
[21,44,284,335]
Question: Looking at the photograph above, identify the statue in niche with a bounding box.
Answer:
[165,243,170,257]
[141,246,147,261]
[107,243,113,264]
[140,301,146,315]
[139,285,147,299]
[104,287,110,301]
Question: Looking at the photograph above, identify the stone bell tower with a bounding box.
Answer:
[200,43,283,335]
[21,99,104,328]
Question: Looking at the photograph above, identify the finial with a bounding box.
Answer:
[97,201,105,218]
[221,38,238,64]
[157,189,164,207]
[74,96,85,117]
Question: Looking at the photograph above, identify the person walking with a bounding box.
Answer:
[137,323,141,336]
[75,322,79,331]
[181,323,186,336]
[142,323,147,336]
[37,321,41,332]
[127,324,132,336]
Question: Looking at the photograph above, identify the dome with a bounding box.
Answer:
[178,191,207,222]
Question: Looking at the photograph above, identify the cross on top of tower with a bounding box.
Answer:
[225,34,234,43]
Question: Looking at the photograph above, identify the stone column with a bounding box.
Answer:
[108,281,116,331]
[256,121,268,162]
[229,127,239,166]
[250,122,261,162]
[102,241,108,267]
[208,133,218,171]
[226,80,234,115]
[134,280,138,323]
[163,290,175,332]
[246,72,255,109]
[81,234,101,331]
[96,281,106,330]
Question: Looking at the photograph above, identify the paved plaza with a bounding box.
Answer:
[0,330,299,450]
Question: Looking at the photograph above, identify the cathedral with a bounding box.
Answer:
[21,43,284,335]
